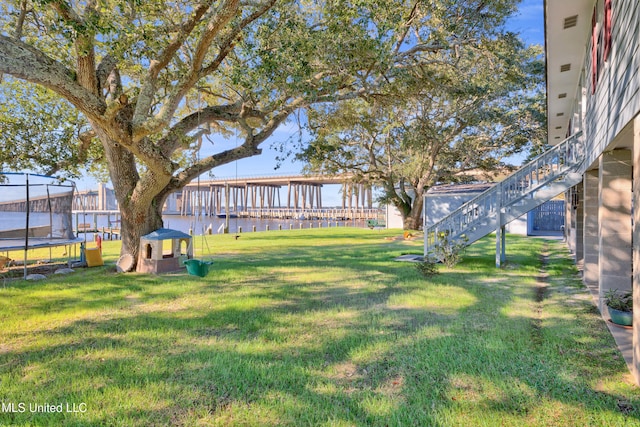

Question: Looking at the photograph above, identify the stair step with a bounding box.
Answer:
[425,132,584,258]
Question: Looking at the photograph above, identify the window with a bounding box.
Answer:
[603,0,612,61]
[591,6,599,93]
[591,0,613,94]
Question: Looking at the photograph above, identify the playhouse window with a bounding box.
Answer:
[162,239,173,258]
[180,239,189,256]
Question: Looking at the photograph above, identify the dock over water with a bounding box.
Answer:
[72,174,382,222]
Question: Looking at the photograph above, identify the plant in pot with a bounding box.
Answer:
[604,289,633,326]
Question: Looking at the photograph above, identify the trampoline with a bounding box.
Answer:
[0,173,83,278]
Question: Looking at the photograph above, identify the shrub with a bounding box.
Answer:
[415,259,439,277]
[604,289,633,312]
[434,235,468,268]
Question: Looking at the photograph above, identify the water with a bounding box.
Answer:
[1,211,372,243]
[0,212,74,239]
[0,212,57,229]
[163,215,367,234]
[71,213,369,241]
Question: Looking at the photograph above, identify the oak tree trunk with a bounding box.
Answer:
[95,126,170,266]
[384,179,425,230]
[403,195,424,230]
[118,198,164,262]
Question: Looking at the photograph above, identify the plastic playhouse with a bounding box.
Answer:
[136,228,193,274]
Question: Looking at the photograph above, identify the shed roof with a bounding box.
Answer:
[427,183,494,196]
[141,228,191,241]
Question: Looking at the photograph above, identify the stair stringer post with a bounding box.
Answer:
[496,180,505,268]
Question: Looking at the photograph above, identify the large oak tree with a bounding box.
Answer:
[299,34,546,229]
[0,0,528,264]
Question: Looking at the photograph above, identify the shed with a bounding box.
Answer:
[425,183,564,236]
[136,228,193,274]
[425,183,494,228]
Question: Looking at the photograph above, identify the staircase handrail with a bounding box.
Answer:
[425,131,585,254]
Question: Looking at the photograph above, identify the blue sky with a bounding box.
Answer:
[508,0,544,46]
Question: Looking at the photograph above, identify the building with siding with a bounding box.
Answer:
[424,0,640,385]
[546,0,640,384]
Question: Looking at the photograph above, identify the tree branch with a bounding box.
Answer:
[132,1,214,129]
[49,0,85,27]
[392,1,419,56]
[157,101,245,155]
[0,35,106,120]
[251,97,308,145]
[166,96,306,191]
[135,0,277,142]
[168,143,261,193]
[192,0,241,72]
[13,0,29,39]
[200,0,277,76]
[146,0,241,133]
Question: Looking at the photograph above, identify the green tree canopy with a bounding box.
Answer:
[298,35,546,229]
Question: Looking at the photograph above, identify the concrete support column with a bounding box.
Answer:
[98,183,105,211]
[565,188,576,254]
[574,181,585,265]
[598,149,632,312]
[632,117,640,384]
[583,170,600,286]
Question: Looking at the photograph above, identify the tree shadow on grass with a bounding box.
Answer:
[1,235,639,426]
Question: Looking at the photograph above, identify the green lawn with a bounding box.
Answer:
[0,228,638,426]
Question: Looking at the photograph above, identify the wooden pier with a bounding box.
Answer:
[231,207,381,221]
[67,174,384,226]
[76,224,121,240]
[73,210,121,239]
[175,175,375,218]
[70,174,377,218]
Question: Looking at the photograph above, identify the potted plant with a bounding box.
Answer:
[604,289,633,326]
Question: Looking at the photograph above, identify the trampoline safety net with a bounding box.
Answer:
[0,173,77,249]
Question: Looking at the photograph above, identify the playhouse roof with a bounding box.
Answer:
[141,228,191,241]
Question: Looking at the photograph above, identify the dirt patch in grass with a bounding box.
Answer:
[531,245,550,345]
[0,262,70,280]
[328,361,360,380]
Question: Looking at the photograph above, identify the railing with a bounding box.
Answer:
[425,131,585,257]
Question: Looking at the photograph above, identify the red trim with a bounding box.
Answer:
[592,8,597,92]
[603,0,612,61]
[591,7,598,94]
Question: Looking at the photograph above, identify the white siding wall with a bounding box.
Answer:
[425,194,529,235]
[583,0,640,168]
[424,194,475,228]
